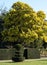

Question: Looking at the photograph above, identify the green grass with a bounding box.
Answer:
[0,60,47,65]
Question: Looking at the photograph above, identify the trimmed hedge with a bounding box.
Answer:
[24,48,40,59]
[12,51,24,62]
[12,44,24,62]
[0,48,15,60]
[0,48,40,60]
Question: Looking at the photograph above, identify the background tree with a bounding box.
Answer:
[0,8,7,48]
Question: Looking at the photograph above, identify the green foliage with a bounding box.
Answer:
[0,18,4,43]
[14,44,23,50]
[2,1,47,48]
[0,49,15,60]
[24,48,40,59]
[12,44,24,62]
[37,11,46,19]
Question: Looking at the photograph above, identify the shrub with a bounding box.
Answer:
[24,48,40,59]
[0,48,15,60]
[12,44,24,62]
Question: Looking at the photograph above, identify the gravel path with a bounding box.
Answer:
[25,58,47,61]
[0,60,12,62]
[0,58,47,62]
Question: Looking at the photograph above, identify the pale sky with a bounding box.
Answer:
[0,0,47,18]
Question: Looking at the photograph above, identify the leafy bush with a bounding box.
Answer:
[24,48,40,59]
[12,44,24,62]
[0,48,15,60]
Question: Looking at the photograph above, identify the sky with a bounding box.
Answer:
[0,0,47,18]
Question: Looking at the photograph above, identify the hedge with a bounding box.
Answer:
[24,48,40,59]
[12,44,24,62]
[0,48,15,60]
[0,48,40,60]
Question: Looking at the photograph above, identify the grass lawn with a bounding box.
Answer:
[0,60,47,65]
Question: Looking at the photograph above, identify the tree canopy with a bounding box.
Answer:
[2,2,47,48]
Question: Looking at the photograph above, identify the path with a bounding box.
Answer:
[0,58,47,62]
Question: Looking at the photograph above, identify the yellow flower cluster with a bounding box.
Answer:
[43,36,47,42]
